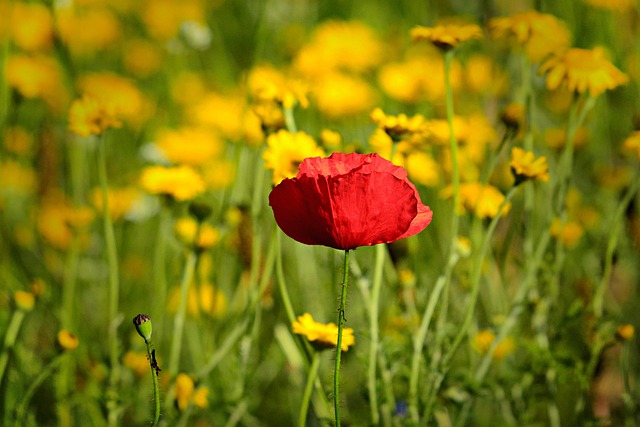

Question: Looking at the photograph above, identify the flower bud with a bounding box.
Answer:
[133,314,153,341]
[57,329,79,351]
[14,290,35,312]
[188,201,212,223]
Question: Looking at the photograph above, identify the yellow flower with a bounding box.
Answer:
[57,6,121,56]
[77,72,145,123]
[174,217,220,250]
[292,313,355,351]
[14,290,35,312]
[10,2,53,51]
[191,387,209,409]
[167,282,226,318]
[6,54,68,111]
[175,373,195,410]
[472,330,515,360]
[90,186,140,221]
[378,53,462,104]
[155,127,222,166]
[0,160,37,196]
[441,183,511,219]
[122,39,163,77]
[319,129,342,149]
[174,373,208,410]
[622,131,640,161]
[510,147,550,184]
[57,330,79,351]
[489,11,571,62]
[140,165,205,201]
[550,218,584,248]
[36,192,93,250]
[262,130,325,185]
[140,0,206,41]
[293,20,382,77]
[616,324,635,341]
[247,64,309,109]
[464,54,508,95]
[501,103,526,131]
[123,351,149,377]
[584,0,636,12]
[370,108,428,142]
[540,47,628,97]
[3,127,34,156]
[69,95,121,137]
[251,101,285,134]
[406,151,440,187]
[411,23,483,50]
[311,72,377,119]
[202,159,236,190]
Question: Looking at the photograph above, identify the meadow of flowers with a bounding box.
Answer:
[1,0,640,425]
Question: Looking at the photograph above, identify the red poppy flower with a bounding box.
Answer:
[268,152,433,250]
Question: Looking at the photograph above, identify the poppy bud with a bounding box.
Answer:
[133,314,153,341]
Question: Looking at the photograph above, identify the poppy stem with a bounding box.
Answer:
[334,249,351,427]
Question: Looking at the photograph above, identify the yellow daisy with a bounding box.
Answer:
[510,147,550,184]
[57,330,79,351]
[292,313,355,352]
[140,165,205,202]
[489,11,571,62]
[262,130,325,185]
[69,95,121,137]
[411,23,483,50]
[540,47,628,97]
[370,107,428,142]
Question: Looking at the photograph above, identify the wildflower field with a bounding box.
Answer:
[2,0,640,425]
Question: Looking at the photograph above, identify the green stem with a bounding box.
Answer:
[97,136,122,427]
[367,244,385,425]
[153,206,171,319]
[455,229,552,426]
[444,50,460,255]
[0,310,26,386]
[594,174,640,318]
[555,96,596,214]
[168,250,198,376]
[334,250,351,427]
[298,352,321,427]
[14,352,67,427]
[275,232,297,325]
[444,187,518,365]
[145,339,161,427]
[409,251,460,423]
[283,107,298,134]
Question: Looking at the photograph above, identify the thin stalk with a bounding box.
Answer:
[97,138,121,427]
[144,339,161,427]
[298,352,320,427]
[444,187,517,365]
[275,231,297,325]
[168,250,198,376]
[14,353,67,427]
[334,250,351,427]
[153,206,171,318]
[444,50,460,254]
[283,107,298,134]
[455,229,552,426]
[408,251,460,423]
[0,310,26,386]
[554,96,596,214]
[367,244,385,425]
[594,174,640,318]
